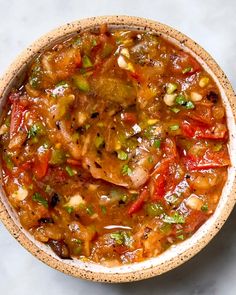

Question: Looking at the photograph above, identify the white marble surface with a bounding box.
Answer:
[0,0,236,294]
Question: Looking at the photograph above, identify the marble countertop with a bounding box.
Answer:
[0,0,236,294]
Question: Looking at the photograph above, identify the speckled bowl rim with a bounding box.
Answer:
[0,16,236,283]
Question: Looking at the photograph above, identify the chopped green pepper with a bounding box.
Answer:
[171,107,180,114]
[175,95,187,106]
[65,166,75,176]
[50,149,66,165]
[121,164,132,176]
[82,55,93,68]
[32,192,48,208]
[182,66,192,74]
[185,101,195,109]
[201,204,208,212]
[73,75,90,92]
[146,203,164,217]
[153,139,161,148]
[86,205,94,216]
[100,205,107,215]
[163,212,185,224]
[169,124,179,131]
[3,153,13,170]
[65,206,74,214]
[166,83,178,94]
[117,150,128,160]
[94,135,105,149]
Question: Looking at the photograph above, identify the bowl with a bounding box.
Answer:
[0,16,236,283]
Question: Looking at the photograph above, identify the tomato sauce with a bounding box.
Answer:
[0,25,230,266]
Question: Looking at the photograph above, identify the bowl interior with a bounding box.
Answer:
[0,16,236,282]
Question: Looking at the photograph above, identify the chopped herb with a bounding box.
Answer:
[117,150,128,160]
[153,139,161,148]
[160,223,171,233]
[27,184,33,191]
[94,135,105,149]
[175,94,187,105]
[55,81,69,88]
[165,194,179,205]
[82,55,93,68]
[201,204,208,212]
[171,107,180,114]
[3,153,13,170]
[110,231,132,246]
[65,166,75,176]
[213,143,222,152]
[148,156,153,163]
[86,205,94,216]
[110,233,123,245]
[92,39,97,47]
[182,66,192,74]
[102,43,114,58]
[73,37,82,46]
[163,212,185,224]
[65,206,74,214]
[50,149,66,165]
[73,75,90,92]
[169,124,179,131]
[121,164,132,176]
[166,82,178,94]
[177,234,184,240]
[146,203,164,217]
[27,123,44,139]
[185,101,195,109]
[85,124,91,130]
[100,205,107,214]
[32,192,48,208]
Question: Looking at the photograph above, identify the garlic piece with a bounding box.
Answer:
[11,187,28,201]
[190,92,202,102]
[163,93,177,106]
[185,194,203,210]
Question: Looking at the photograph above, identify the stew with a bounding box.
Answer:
[0,25,230,266]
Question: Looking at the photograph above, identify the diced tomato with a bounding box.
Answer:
[9,99,25,139]
[128,188,149,215]
[152,174,166,201]
[171,51,201,75]
[34,149,50,179]
[163,138,178,159]
[185,102,213,125]
[151,159,170,201]
[184,210,208,233]
[181,120,227,140]
[184,148,230,170]
[122,112,137,124]
[114,245,128,255]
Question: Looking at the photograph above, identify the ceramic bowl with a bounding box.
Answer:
[0,16,236,283]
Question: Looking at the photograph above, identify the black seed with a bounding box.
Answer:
[206,91,218,103]
[38,217,54,224]
[50,193,60,208]
[91,112,99,118]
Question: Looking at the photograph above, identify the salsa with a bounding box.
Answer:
[0,25,230,266]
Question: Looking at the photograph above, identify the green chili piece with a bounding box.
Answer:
[82,55,93,68]
[32,192,48,208]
